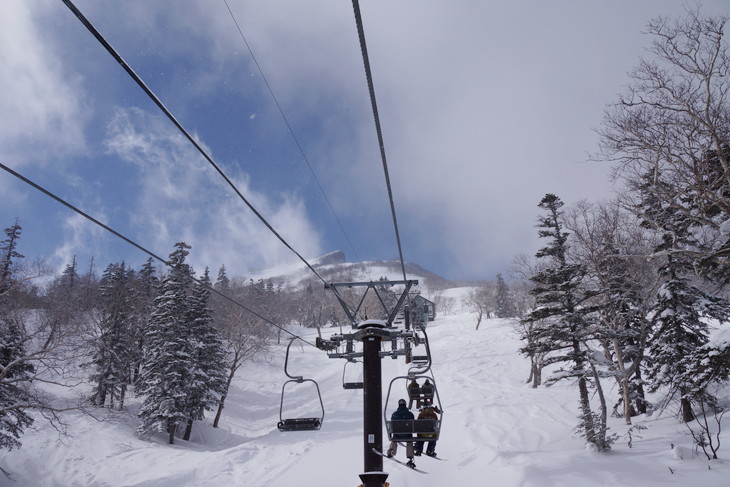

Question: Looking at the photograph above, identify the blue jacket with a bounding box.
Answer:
[391,404,415,439]
[391,404,414,421]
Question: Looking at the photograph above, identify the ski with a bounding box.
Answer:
[372,448,428,474]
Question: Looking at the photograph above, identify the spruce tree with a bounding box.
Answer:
[637,170,730,422]
[0,317,35,451]
[495,273,516,318]
[61,255,79,289]
[136,243,194,444]
[645,270,728,422]
[0,219,24,295]
[181,268,227,440]
[89,262,134,409]
[130,258,159,383]
[214,265,230,293]
[0,221,34,451]
[520,194,606,449]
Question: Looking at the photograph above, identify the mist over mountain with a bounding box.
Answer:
[252,250,460,294]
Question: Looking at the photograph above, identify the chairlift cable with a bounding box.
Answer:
[60,0,332,291]
[222,0,362,264]
[0,161,318,348]
[350,0,409,284]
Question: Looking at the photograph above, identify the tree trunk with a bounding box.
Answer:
[118,384,126,411]
[574,340,596,445]
[633,369,648,415]
[577,375,596,444]
[213,361,238,428]
[590,362,609,450]
[681,395,694,423]
[611,339,634,424]
[168,421,176,444]
[183,418,194,441]
[532,358,542,388]
[93,385,106,407]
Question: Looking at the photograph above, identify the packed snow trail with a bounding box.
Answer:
[2,305,730,486]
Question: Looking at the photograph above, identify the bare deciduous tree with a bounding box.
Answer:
[597,7,730,284]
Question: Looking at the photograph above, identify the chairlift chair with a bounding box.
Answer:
[384,374,443,442]
[277,337,325,432]
[342,359,364,390]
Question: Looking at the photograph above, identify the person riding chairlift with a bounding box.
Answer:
[414,399,441,458]
[386,398,416,468]
[407,379,420,408]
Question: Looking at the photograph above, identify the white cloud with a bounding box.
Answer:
[52,212,108,273]
[104,107,322,276]
[0,1,87,165]
[6,0,729,281]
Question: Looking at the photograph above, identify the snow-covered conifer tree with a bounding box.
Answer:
[136,243,194,444]
[636,170,730,422]
[495,273,516,318]
[0,220,23,295]
[214,265,230,293]
[180,268,227,441]
[0,220,34,451]
[645,264,729,422]
[129,258,159,383]
[0,317,34,451]
[89,262,134,409]
[520,194,607,449]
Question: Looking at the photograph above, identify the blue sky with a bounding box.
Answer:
[1,0,727,281]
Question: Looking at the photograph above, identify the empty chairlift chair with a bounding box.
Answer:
[277,337,325,432]
[342,359,364,390]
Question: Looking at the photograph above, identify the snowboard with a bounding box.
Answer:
[372,448,428,474]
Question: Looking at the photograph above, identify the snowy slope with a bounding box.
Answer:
[2,295,730,487]
[244,253,453,296]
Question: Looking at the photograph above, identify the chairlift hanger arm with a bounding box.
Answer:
[408,326,433,376]
[283,337,304,380]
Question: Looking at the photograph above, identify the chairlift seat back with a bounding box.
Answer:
[386,418,439,441]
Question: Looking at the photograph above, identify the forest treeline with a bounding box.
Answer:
[0,222,382,450]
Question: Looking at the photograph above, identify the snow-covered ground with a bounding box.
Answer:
[3,295,730,487]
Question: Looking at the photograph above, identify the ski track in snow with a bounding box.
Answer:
[2,300,730,486]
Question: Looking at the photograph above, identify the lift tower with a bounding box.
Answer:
[318,280,417,487]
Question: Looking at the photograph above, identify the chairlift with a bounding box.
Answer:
[342,359,364,390]
[384,373,443,442]
[277,337,325,432]
[384,326,442,441]
[407,326,433,375]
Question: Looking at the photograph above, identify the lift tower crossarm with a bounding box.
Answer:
[325,279,418,327]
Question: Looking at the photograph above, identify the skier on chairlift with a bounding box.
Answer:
[414,399,441,457]
[420,378,434,403]
[386,398,416,468]
[408,379,420,408]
